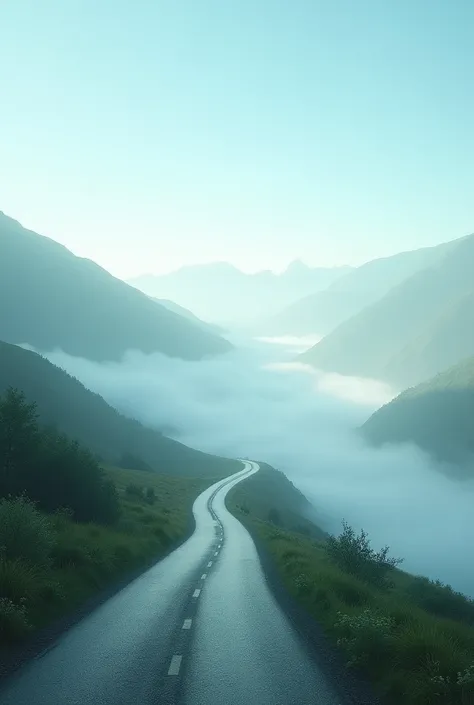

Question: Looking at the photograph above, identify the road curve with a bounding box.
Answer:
[0,461,342,705]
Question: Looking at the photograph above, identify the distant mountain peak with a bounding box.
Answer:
[284,259,310,274]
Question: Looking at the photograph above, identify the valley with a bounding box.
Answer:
[1,209,474,705]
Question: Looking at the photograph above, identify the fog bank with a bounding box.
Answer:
[43,336,474,596]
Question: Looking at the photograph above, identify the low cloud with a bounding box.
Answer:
[42,336,474,596]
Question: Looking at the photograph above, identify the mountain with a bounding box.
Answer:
[264,238,462,337]
[0,212,231,361]
[301,234,474,387]
[152,298,224,335]
[362,355,474,465]
[384,290,474,387]
[0,340,239,477]
[129,261,351,325]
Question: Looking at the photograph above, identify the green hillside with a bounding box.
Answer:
[228,462,326,539]
[0,212,231,361]
[301,234,474,387]
[0,340,239,477]
[362,355,474,464]
[384,290,474,387]
[264,237,459,337]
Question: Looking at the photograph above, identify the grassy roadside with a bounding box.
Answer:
[0,464,225,646]
[228,474,474,705]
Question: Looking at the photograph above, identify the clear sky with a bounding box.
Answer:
[1,0,473,278]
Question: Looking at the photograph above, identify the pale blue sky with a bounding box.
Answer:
[1,0,473,277]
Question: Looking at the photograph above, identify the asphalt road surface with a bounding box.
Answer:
[0,461,343,705]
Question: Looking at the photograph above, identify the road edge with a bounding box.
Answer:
[226,498,382,705]
[0,468,248,684]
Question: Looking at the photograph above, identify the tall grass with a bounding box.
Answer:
[231,508,474,705]
[0,465,215,646]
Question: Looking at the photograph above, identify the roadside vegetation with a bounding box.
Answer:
[0,388,225,647]
[229,480,474,705]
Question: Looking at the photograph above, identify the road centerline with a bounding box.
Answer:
[167,655,182,676]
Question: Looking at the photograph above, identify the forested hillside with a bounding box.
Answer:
[362,355,474,464]
[0,341,239,477]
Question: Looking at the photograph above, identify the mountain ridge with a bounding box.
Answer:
[301,233,474,387]
[0,212,231,362]
[0,340,239,477]
[129,261,352,324]
[264,236,464,337]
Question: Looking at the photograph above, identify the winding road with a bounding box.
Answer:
[0,461,342,705]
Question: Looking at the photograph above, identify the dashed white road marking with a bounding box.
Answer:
[201,573,207,580]
[214,551,218,556]
[168,655,182,676]
[192,588,201,598]
[207,561,213,567]
[182,619,192,630]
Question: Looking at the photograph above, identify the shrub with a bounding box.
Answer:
[36,432,120,524]
[145,487,156,505]
[0,597,30,642]
[295,573,311,596]
[0,496,55,565]
[125,483,144,500]
[0,558,39,602]
[50,507,74,532]
[335,608,394,668]
[326,521,403,588]
[406,576,474,625]
[414,658,474,705]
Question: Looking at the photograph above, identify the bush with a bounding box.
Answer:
[413,657,474,704]
[125,483,144,500]
[335,608,394,668]
[145,487,156,505]
[406,577,474,625]
[326,521,403,588]
[36,432,120,524]
[295,573,311,596]
[0,558,40,603]
[0,597,30,642]
[0,496,55,565]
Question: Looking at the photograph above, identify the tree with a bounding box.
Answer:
[0,389,120,524]
[0,388,39,496]
[326,521,403,588]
